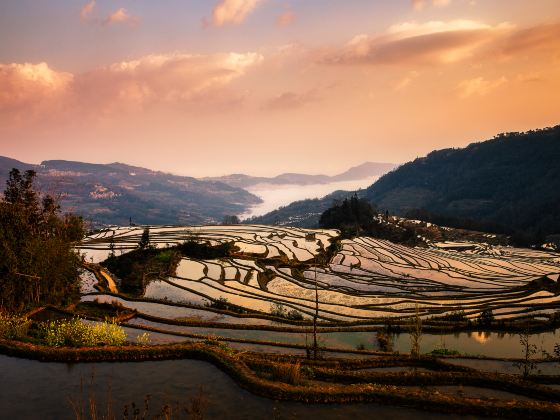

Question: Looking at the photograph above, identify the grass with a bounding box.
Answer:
[0,312,31,340]
[270,360,302,385]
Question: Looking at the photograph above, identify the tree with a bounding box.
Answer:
[409,304,422,358]
[138,227,150,249]
[222,215,240,225]
[0,168,84,310]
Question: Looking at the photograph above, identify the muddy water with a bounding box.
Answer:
[0,355,472,420]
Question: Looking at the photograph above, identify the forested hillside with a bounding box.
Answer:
[366,126,560,243]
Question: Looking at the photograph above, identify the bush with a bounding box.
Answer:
[477,309,494,326]
[270,361,302,385]
[136,332,151,346]
[270,303,304,321]
[40,318,126,347]
[431,348,460,356]
[0,313,31,340]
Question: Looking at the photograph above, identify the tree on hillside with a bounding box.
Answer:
[138,227,150,249]
[223,215,240,225]
[0,169,84,311]
[319,194,376,237]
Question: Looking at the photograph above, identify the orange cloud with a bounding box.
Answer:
[0,52,263,123]
[457,76,507,98]
[211,0,262,26]
[326,20,560,67]
[80,0,96,21]
[0,62,72,112]
[320,19,560,67]
[277,10,295,27]
[263,89,319,111]
[323,20,506,66]
[105,8,138,26]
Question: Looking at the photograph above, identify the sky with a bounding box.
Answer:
[0,0,559,177]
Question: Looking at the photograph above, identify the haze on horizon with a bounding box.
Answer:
[1,0,559,177]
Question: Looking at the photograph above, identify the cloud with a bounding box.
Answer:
[320,20,560,68]
[263,89,319,111]
[324,20,507,66]
[0,52,263,122]
[321,19,560,68]
[211,0,262,26]
[80,0,96,21]
[105,8,138,26]
[277,10,295,27]
[394,71,419,91]
[456,76,507,98]
[0,62,73,111]
[412,0,451,10]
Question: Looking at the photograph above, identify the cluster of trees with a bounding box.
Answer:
[319,194,376,237]
[0,169,84,311]
[366,126,560,246]
[319,194,418,244]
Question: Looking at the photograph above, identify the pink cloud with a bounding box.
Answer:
[277,10,295,27]
[105,8,138,26]
[263,89,319,111]
[319,20,560,67]
[0,62,72,112]
[0,52,263,122]
[80,0,96,21]
[211,0,262,26]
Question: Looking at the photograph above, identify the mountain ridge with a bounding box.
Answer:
[203,161,396,188]
[0,157,261,227]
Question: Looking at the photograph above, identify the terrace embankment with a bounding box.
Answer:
[1,338,560,418]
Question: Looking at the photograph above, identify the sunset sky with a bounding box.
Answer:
[1,0,559,177]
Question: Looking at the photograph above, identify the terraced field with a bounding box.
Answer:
[77,224,560,356]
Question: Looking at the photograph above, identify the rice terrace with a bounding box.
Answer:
[5,221,560,418]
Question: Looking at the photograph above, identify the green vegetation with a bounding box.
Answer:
[0,312,31,340]
[269,303,304,321]
[177,240,237,259]
[319,194,419,244]
[39,318,126,347]
[366,125,560,247]
[0,168,84,311]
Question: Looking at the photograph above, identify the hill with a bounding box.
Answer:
[0,158,261,226]
[365,125,560,243]
[245,190,361,227]
[203,162,396,188]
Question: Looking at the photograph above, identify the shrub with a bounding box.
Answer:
[270,303,287,318]
[270,304,304,321]
[431,348,460,356]
[477,309,494,326]
[270,361,302,385]
[286,309,304,321]
[40,318,126,347]
[376,330,393,352]
[136,332,151,346]
[0,312,31,340]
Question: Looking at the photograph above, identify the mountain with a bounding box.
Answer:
[365,125,560,241]
[246,190,361,227]
[203,161,396,188]
[250,125,560,245]
[0,158,261,226]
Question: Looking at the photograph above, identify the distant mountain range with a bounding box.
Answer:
[202,162,396,188]
[0,157,394,227]
[251,125,560,242]
[0,157,261,226]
